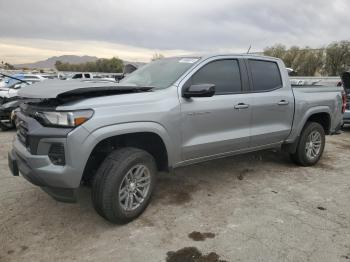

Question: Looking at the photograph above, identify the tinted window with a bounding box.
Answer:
[72,74,83,79]
[84,74,91,78]
[191,60,242,94]
[249,60,282,92]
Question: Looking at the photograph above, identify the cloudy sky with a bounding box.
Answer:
[0,0,349,64]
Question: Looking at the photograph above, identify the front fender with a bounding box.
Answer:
[81,121,176,168]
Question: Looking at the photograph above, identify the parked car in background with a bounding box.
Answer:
[0,99,23,130]
[68,72,93,80]
[8,54,345,223]
[68,72,123,82]
[40,73,58,79]
[0,73,44,86]
[0,73,45,99]
[0,73,44,130]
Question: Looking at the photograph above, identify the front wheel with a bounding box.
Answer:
[92,147,157,224]
[290,122,325,166]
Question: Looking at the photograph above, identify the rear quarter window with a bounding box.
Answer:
[249,60,282,92]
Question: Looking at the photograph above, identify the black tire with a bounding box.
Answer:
[92,147,157,224]
[290,122,325,166]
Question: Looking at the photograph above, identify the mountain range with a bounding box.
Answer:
[15,55,99,69]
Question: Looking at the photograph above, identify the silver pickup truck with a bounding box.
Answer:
[8,54,346,223]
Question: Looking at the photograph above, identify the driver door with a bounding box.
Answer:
[179,58,252,162]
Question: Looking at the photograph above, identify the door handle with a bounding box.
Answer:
[277,100,289,106]
[234,103,249,110]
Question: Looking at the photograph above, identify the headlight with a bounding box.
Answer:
[35,109,94,127]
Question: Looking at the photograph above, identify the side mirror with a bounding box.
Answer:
[183,84,216,98]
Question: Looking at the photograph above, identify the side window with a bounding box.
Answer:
[84,74,91,78]
[191,59,242,94]
[72,74,82,79]
[248,60,282,92]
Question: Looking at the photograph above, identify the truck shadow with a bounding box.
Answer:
[152,149,298,207]
[75,145,339,217]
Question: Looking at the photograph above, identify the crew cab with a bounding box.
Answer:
[8,54,345,223]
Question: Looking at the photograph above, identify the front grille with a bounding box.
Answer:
[16,118,28,147]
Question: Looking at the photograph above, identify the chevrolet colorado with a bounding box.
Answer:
[8,54,346,223]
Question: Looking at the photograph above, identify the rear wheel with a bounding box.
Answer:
[92,147,157,223]
[290,122,325,166]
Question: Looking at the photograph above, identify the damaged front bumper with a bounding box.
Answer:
[8,140,78,203]
[8,111,89,203]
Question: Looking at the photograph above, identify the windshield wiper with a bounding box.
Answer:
[0,73,29,84]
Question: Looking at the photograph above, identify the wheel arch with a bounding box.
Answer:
[81,122,174,184]
[283,108,331,153]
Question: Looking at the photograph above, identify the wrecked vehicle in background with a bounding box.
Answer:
[0,73,45,89]
[0,74,39,130]
[8,54,345,224]
[0,99,21,130]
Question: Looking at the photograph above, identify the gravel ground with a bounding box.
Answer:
[0,128,350,262]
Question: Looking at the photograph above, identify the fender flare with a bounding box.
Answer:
[82,121,175,168]
[297,106,331,133]
[284,106,331,152]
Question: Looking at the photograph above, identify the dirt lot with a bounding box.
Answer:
[1,129,350,262]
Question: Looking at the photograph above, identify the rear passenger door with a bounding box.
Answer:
[180,58,252,161]
[247,59,294,147]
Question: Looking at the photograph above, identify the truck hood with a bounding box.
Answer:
[18,79,153,100]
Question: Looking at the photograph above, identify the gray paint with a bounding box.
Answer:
[10,54,344,194]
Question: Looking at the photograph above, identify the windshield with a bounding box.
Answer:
[120,57,200,89]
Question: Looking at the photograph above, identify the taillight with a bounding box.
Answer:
[342,90,347,113]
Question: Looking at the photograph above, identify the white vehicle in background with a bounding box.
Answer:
[67,73,122,82]
[0,73,45,130]
[0,73,45,99]
[67,72,94,80]
[0,73,45,87]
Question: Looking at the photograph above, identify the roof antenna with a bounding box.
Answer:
[247,45,252,54]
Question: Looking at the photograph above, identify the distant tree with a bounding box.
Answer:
[55,60,63,70]
[283,46,300,68]
[54,57,123,72]
[151,53,165,61]
[264,44,325,76]
[292,48,324,76]
[263,44,287,60]
[4,62,15,70]
[324,41,350,76]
